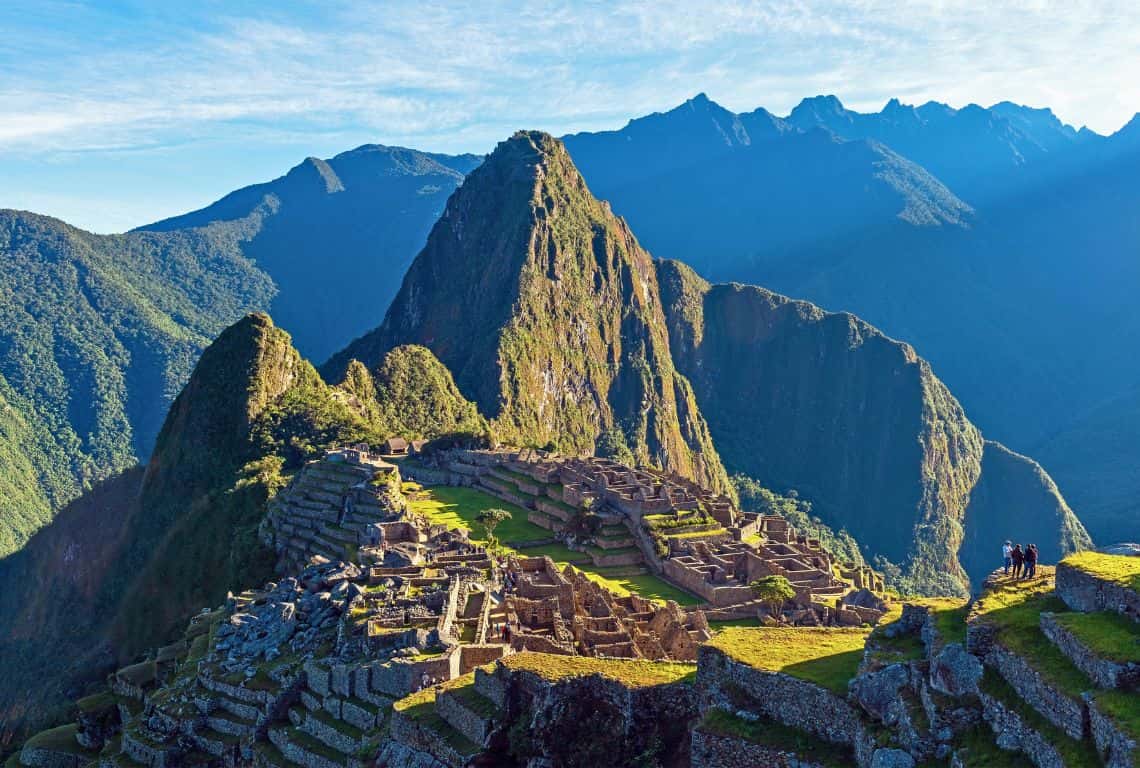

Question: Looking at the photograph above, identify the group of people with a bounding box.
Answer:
[1002,540,1039,579]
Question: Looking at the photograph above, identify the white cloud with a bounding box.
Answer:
[1,0,1139,228]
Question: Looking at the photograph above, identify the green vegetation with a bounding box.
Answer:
[706,626,871,695]
[408,484,699,604]
[1052,610,1140,663]
[0,211,276,556]
[951,725,1021,767]
[1061,551,1140,592]
[698,709,853,768]
[731,476,865,568]
[1092,689,1140,743]
[971,573,1094,700]
[502,652,696,687]
[979,670,1101,767]
[343,345,488,441]
[325,131,732,496]
[23,723,92,755]
[749,575,796,614]
[475,508,512,547]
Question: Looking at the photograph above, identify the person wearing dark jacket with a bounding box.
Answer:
[1011,544,1025,578]
[1024,544,1038,579]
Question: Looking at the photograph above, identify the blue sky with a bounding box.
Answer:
[2,0,1139,233]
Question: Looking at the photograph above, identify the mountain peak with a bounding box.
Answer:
[326,131,731,493]
[790,94,848,117]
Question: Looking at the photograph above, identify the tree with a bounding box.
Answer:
[749,575,796,617]
[476,508,512,547]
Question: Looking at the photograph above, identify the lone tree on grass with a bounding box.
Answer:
[476,508,512,547]
[749,574,796,618]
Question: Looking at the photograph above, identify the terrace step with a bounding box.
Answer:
[268,727,347,768]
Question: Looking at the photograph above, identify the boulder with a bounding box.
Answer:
[870,748,916,768]
[929,644,983,697]
[851,663,910,724]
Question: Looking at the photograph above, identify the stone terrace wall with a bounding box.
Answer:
[1040,612,1140,690]
[696,645,867,748]
[985,642,1087,740]
[1056,562,1140,619]
[690,729,829,768]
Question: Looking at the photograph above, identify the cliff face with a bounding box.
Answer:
[656,259,1084,595]
[960,441,1093,580]
[328,131,730,493]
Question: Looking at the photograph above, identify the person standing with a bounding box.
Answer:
[1002,541,1013,575]
[1024,544,1038,579]
[1011,544,1024,578]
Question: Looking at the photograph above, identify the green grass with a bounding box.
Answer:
[698,709,853,768]
[1093,689,1140,742]
[1061,552,1140,592]
[284,727,348,766]
[972,579,1094,700]
[952,725,1020,767]
[409,485,700,605]
[502,652,696,687]
[704,627,870,695]
[1052,610,1140,663]
[709,618,762,630]
[979,670,1101,767]
[567,565,701,606]
[450,685,501,718]
[75,690,116,714]
[23,724,93,755]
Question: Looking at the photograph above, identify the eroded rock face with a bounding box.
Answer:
[929,643,983,698]
[851,664,911,724]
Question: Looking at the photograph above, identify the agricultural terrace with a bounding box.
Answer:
[501,651,697,687]
[705,626,874,694]
[405,483,700,605]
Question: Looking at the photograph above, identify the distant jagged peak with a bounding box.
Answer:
[285,156,344,194]
[329,143,475,179]
[787,94,852,122]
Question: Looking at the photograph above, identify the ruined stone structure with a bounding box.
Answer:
[410,447,888,626]
[503,555,711,660]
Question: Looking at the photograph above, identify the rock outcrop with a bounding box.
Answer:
[656,258,1089,594]
[326,131,730,494]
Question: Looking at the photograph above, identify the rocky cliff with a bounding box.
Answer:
[656,259,1089,595]
[327,131,730,494]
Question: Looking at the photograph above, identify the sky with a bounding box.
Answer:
[2,0,1139,233]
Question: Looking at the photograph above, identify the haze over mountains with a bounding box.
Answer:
[0,90,1137,566]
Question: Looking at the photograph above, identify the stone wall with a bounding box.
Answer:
[1088,697,1138,768]
[690,727,828,768]
[985,643,1087,740]
[458,645,505,675]
[1040,612,1140,690]
[1056,563,1140,619]
[697,645,866,747]
[978,690,1066,768]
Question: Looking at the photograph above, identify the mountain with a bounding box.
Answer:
[141,144,482,362]
[327,130,731,494]
[562,94,972,281]
[0,313,392,735]
[563,94,1140,546]
[0,210,274,555]
[329,130,1088,595]
[656,259,1090,594]
[0,145,480,554]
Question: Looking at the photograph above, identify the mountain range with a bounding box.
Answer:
[0,130,1092,735]
[1,93,1138,562]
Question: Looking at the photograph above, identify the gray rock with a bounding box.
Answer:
[851,663,910,724]
[930,643,983,697]
[871,748,916,768]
